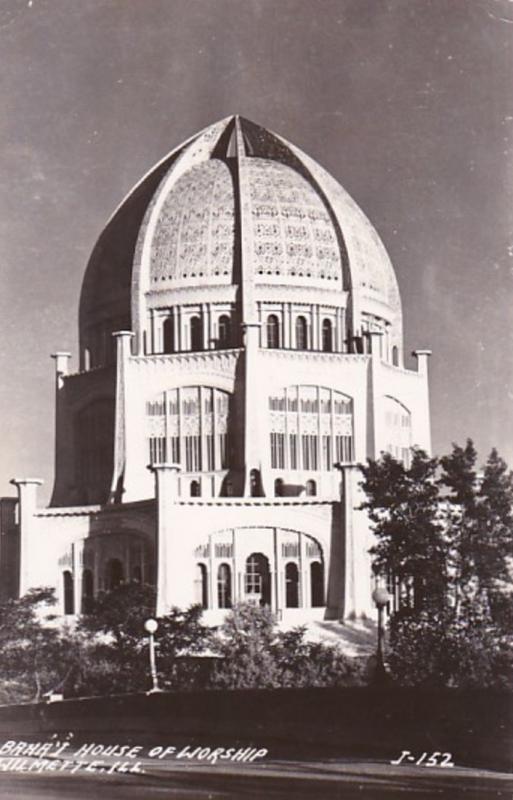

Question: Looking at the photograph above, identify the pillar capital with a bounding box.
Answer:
[10,478,43,488]
[147,463,181,474]
[240,321,262,330]
[112,330,135,339]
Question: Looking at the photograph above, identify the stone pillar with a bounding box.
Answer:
[412,349,432,376]
[110,331,134,502]
[242,322,266,496]
[412,349,433,453]
[299,531,309,608]
[331,464,359,618]
[150,463,191,616]
[366,330,384,460]
[72,539,84,614]
[50,352,73,506]
[209,533,216,609]
[51,352,71,388]
[9,478,43,596]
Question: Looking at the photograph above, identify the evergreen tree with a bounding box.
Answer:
[360,448,446,612]
[360,442,513,688]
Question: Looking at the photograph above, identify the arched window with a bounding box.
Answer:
[274,478,284,497]
[392,345,399,366]
[217,563,232,609]
[190,480,201,497]
[63,571,74,615]
[131,564,142,583]
[310,561,324,607]
[305,479,317,496]
[106,558,124,591]
[266,314,280,349]
[285,562,299,608]
[295,316,308,350]
[82,569,93,614]
[163,316,174,354]
[322,319,333,353]
[245,553,271,606]
[190,316,203,351]
[218,315,231,348]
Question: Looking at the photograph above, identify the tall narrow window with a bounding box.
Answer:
[190,315,203,351]
[392,345,399,366]
[310,561,324,607]
[190,480,201,497]
[163,316,174,353]
[217,563,232,609]
[266,314,280,349]
[218,315,231,348]
[322,319,333,352]
[285,563,299,608]
[63,571,74,615]
[195,564,208,609]
[82,569,93,614]
[295,316,308,350]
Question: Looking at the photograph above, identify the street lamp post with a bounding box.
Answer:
[144,618,162,694]
[371,586,392,686]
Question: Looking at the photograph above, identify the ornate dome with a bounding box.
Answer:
[79,115,402,364]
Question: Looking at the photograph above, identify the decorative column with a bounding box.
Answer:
[110,331,134,502]
[412,349,433,452]
[49,352,72,506]
[150,463,193,616]
[299,531,309,608]
[10,478,43,597]
[412,349,432,376]
[366,330,384,460]
[332,464,359,618]
[72,539,84,614]
[242,322,265,496]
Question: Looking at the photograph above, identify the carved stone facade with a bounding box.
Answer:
[4,116,432,625]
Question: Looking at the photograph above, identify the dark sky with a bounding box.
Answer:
[1,0,512,501]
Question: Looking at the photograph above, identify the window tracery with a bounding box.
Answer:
[269,386,353,470]
[147,387,230,473]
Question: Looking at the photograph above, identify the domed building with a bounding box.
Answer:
[7,116,431,622]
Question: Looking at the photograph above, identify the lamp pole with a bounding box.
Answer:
[144,618,162,693]
[371,586,392,686]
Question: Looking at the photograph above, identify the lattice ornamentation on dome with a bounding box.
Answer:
[150,160,235,285]
[246,159,342,283]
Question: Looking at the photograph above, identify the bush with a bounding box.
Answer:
[210,603,364,689]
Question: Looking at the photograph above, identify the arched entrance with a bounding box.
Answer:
[106,558,124,590]
[285,562,299,608]
[245,553,271,606]
[310,561,324,607]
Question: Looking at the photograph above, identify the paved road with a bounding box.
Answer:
[0,757,511,799]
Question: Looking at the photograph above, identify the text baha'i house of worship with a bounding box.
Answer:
[3,116,431,624]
